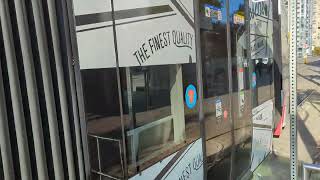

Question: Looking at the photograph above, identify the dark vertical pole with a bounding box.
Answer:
[193,0,207,179]
[246,0,255,178]
[110,0,129,178]
[226,0,235,179]
[246,0,254,108]
[0,0,32,179]
[12,0,49,179]
[246,0,254,147]
[273,0,284,123]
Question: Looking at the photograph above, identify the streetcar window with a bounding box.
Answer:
[199,0,233,179]
[250,0,274,106]
[82,68,124,178]
[120,63,200,176]
[230,0,253,177]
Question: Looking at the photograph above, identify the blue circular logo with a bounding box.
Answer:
[185,84,197,109]
[252,72,257,88]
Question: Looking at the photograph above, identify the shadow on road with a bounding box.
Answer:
[298,73,320,87]
[304,59,320,67]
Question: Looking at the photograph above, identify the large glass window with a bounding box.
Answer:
[73,0,269,178]
[199,0,232,179]
[120,63,200,176]
[74,1,125,179]
[249,0,275,174]
[249,0,274,106]
[230,0,253,178]
[81,68,124,179]
[75,0,203,177]
[112,0,201,177]
[200,0,230,137]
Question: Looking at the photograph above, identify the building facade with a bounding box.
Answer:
[296,0,313,57]
[312,0,320,48]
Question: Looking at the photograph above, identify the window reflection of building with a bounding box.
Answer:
[200,0,236,179]
[230,1,253,178]
[82,68,124,179]
[249,0,274,105]
[82,64,201,178]
[120,64,200,176]
[77,0,277,179]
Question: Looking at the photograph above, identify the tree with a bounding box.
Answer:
[313,47,320,56]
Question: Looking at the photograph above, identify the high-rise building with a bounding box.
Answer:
[296,0,313,57]
[312,0,320,48]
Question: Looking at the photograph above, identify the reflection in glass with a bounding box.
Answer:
[249,0,274,106]
[120,64,200,176]
[81,68,124,179]
[248,0,275,177]
[199,0,233,179]
[230,0,253,179]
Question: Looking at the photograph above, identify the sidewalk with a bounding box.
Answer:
[252,57,320,179]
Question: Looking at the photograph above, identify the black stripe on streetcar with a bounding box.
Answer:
[170,0,194,28]
[76,5,174,26]
[76,13,177,33]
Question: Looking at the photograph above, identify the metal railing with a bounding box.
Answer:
[302,163,320,180]
[88,134,124,180]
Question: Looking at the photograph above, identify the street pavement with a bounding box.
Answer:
[252,56,320,180]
